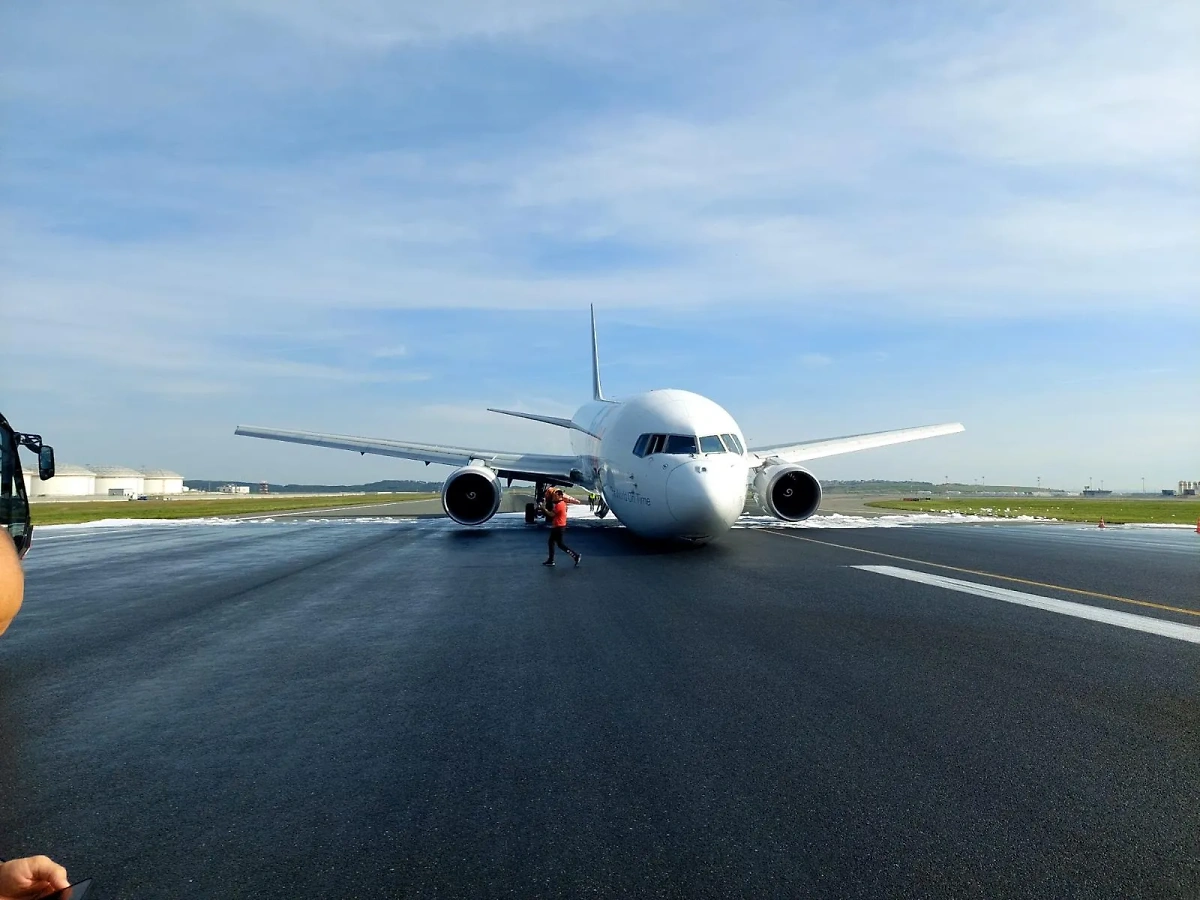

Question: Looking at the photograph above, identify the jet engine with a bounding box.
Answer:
[441,465,503,526]
[752,464,822,522]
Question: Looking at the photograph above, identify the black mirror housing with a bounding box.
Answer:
[39,446,55,480]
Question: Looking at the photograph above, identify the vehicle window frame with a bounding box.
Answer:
[699,434,725,454]
[0,420,32,558]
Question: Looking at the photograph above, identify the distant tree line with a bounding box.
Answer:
[821,480,1047,494]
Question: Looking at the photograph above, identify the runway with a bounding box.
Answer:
[2,515,1198,898]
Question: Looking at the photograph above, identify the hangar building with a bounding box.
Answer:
[90,465,145,498]
[141,469,185,495]
[22,463,187,498]
[24,463,97,498]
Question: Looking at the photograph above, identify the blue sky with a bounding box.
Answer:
[2,1,1196,490]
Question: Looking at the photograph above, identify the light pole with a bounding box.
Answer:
[1141,476,1145,495]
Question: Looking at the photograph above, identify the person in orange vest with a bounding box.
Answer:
[542,487,582,567]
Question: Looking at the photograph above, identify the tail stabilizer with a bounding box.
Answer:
[590,304,604,402]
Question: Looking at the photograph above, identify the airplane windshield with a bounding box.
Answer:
[664,434,698,455]
[720,433,744,454]
[635,433,718,456]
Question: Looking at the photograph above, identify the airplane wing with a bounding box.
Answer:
[749,422,965,464]
[234,425,582,484]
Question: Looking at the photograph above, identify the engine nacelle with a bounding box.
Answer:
[752,464,822,522]
[441,465,503,526]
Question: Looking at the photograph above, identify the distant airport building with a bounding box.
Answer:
[22,463,186,498]
[219,484,251,494]
[1179,481,1197,496]
[141,469,185,495]
[24,463,97,498]
[91,465,144,498]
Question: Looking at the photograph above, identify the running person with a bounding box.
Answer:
[542,488,582,567]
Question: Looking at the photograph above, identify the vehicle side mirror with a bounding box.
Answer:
[39,446,55,480]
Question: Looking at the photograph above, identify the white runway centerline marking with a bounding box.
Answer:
[853,565,1200,645]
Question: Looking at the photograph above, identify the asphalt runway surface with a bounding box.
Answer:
[2,513,1198,898]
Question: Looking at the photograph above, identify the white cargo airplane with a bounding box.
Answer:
[236,308,963,541]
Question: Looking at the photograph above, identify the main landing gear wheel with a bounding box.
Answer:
[527,480,547,525]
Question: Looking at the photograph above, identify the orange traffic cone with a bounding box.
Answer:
[1098,518,1106,529]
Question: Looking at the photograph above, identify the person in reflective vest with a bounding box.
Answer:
[542,487,582,568]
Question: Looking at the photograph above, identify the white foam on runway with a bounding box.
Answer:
[37,517,243,533]
[33,508,1196,537]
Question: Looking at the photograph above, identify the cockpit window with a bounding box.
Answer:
[720,433,744,454]
[665,434,699,455]
[638,433,722,456]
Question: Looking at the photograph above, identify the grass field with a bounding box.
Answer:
[31,493,440,526]
[866,497,1200,526]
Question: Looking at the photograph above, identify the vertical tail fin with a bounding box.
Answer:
[590,304,605,402]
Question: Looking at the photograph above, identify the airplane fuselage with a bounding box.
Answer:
[566,389,749,540]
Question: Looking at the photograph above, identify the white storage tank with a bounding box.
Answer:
[141,469,184,495]
[90,465,144,498]
[31,463,97,498]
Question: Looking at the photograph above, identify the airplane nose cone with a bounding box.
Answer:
[666,462,745,537]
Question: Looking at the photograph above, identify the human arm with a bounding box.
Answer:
[0,856,70,900]
[0,530,23,637]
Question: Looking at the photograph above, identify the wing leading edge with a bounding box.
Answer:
[749,422,965,464]
[233,425,581,484]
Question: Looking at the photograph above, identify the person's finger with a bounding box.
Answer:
[26,856,69,890]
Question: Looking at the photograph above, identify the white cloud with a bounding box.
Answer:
[370,345,409,359]
[894,1,1200,170]
[215,0,683,47]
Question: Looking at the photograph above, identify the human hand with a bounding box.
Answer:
[0,530,24,637]
[0,856,70,900]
